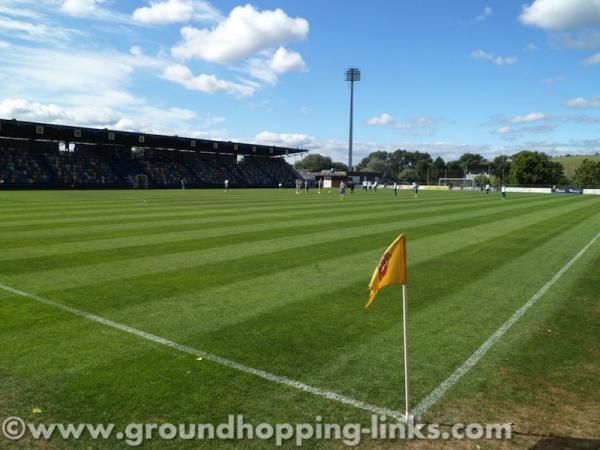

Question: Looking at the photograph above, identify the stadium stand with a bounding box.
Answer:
[0,119,305,189]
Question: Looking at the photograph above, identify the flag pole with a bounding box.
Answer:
[402,283,411,422]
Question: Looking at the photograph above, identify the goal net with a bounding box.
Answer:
[439,178,475,191]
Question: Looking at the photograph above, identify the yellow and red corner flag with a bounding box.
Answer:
[366,234,407,308]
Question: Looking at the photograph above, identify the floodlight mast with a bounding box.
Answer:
[346,67,360,171]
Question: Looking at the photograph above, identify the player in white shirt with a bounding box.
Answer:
[224,179,229,192]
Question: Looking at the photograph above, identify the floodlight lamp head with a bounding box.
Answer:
[345,67,361,82]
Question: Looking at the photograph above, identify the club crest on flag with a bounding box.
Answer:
[377,252,392,280]
[366,234,407,308]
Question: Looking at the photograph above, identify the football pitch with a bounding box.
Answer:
[0,189,598,448]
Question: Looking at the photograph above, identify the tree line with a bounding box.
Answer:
[294,150,600,188]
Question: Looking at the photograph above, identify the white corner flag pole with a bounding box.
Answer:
[402,284,411,422]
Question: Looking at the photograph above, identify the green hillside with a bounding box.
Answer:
[552,154,600,177]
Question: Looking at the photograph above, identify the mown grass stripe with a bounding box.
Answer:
[0,281,408,421]
[0,191,514,234]
[411,230,600,418]
[6,196,586,292]
[0,194,562,266]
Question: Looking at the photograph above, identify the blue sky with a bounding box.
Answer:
[1,0,599,163]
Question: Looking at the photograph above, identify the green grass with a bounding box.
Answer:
[0,189,598,449]
[552,154,600,177]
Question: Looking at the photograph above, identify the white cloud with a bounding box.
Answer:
[0,45,162,98]
[0,15,75,42]
[59,0,134,23]
[493,111,600,139]
[269,47,306,73]
[60,0,105,17]
[0,40,9,48]
[367,113,437,134]
[496,126,512,134]
[0,98,120,125]
[132,0,220,25]
[367,112,394,125]
[475,6,493,22]
[254,131,315,148]
[162,64,256,97]
[245,47,306,85]
[583,52,600,65]
[130,46,143,58]
[524,43,538,52]
[0,96,210,137]
[520,0,600,31]
[510,112,546,123]
[564,96,600,108]
[394,116,436,133]
[470,49,517,65]
[171,4,308,63]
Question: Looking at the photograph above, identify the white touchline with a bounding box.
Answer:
[0,282,406,422]
[0,232,597,423]
[412,231,600,419]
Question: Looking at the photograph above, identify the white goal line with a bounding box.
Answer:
[0,281,406,422]
[0,230,597,422]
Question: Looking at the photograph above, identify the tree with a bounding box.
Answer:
[357,151,390,170]
[432,156,446,170]
[398,168,417,182]
[574,159,600,188]
[492,155,511,181]
[458,153,485,167]
[365,157,387,174]
[294,154,332,171]
[332,161,349,172]
[508,151,565,186]
[294,154,347,172]
[415,159,432,182]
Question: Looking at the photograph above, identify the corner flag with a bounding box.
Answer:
[366,234,407,308]
[365,233,412,422]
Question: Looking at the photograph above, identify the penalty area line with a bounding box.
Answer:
[0,282,406,422]
[412,231,600,419]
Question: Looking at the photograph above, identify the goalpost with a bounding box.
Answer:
[439,177,475,191]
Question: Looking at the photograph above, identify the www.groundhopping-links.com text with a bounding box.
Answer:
[2,415,512,446]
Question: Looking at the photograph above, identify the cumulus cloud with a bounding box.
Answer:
[564,96,600,108]
[60,0,105,17]
[162,64,256,97]
[171,4,308,63]
[0,98,120,125]
[520,0,600,31]
[367,112,394,125]
[254,131,315,148]
[0,97,210,137]
[0,40,9,48]
[471,49,517,65]
[132,0,220,25]
[246,47,306,84]
[269,47,306,73]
